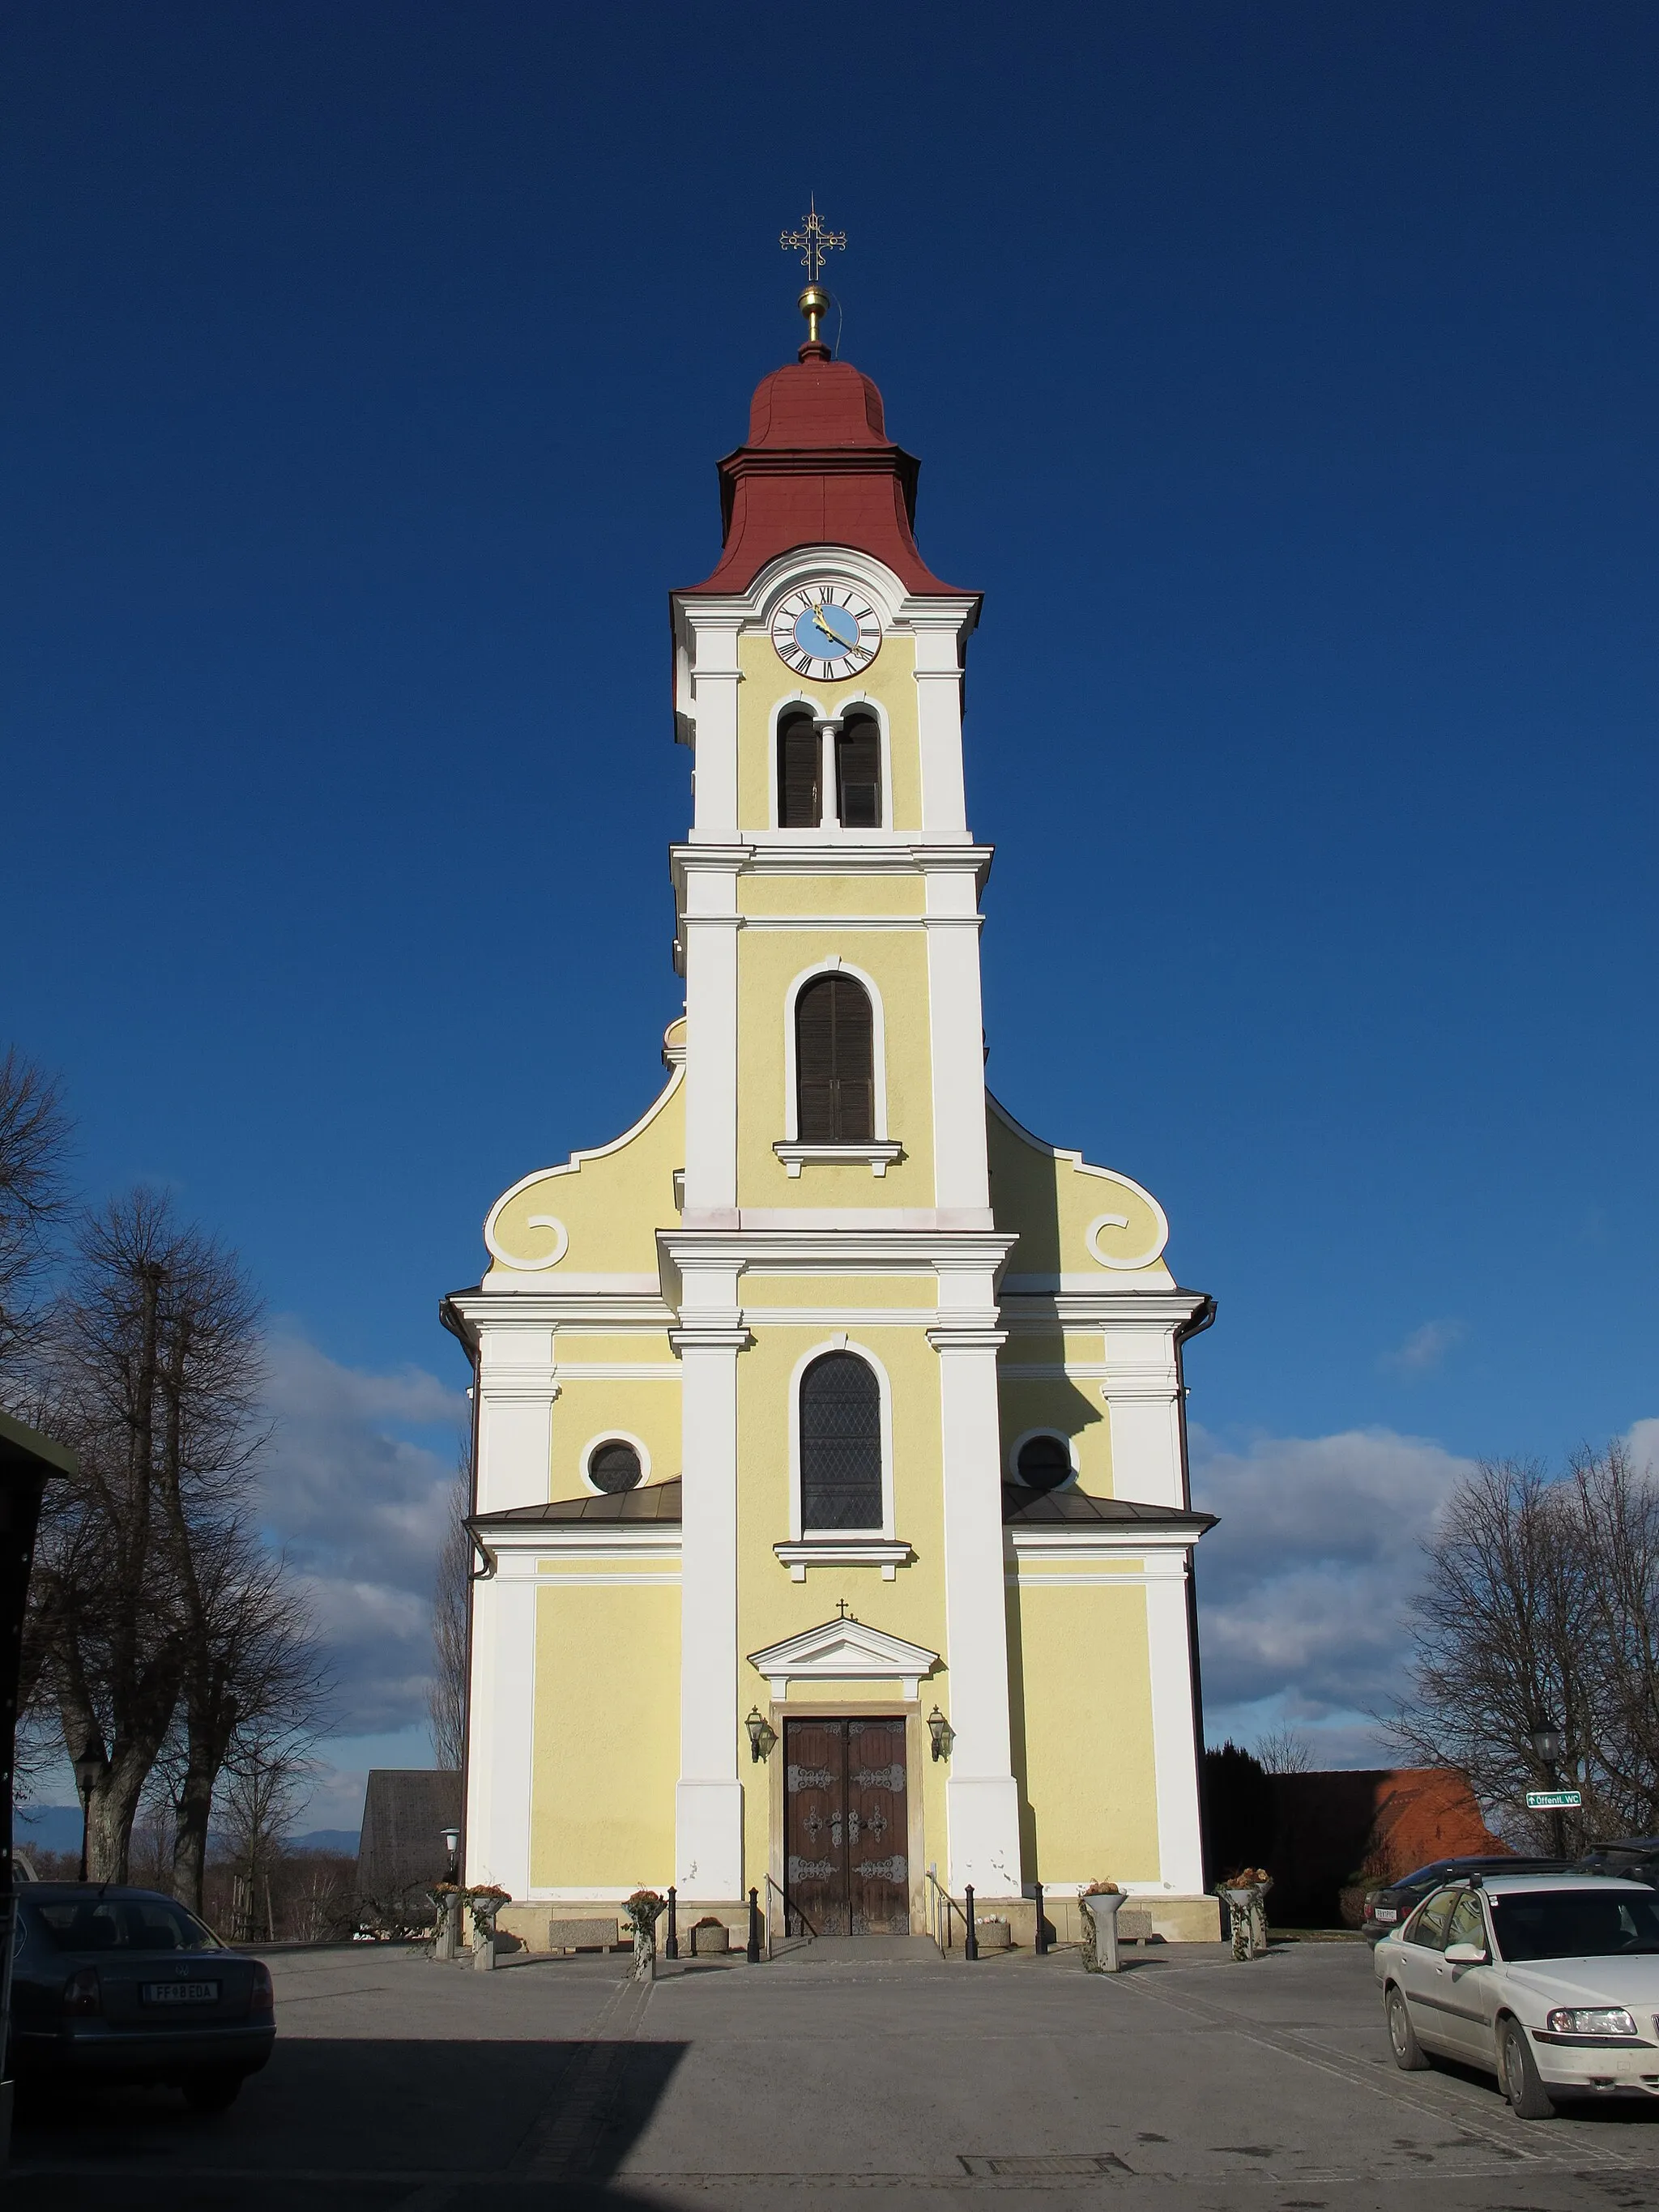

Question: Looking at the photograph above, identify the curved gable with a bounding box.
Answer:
[987,1093,1172,1287]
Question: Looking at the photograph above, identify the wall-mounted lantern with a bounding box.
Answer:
[927,1707,954,1762]
[745,1707,778,1763]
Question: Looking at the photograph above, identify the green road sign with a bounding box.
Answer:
[1525,1788,1583,1809]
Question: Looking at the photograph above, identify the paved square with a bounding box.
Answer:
[13,1936,1659,2210]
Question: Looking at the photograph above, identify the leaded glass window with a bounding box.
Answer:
[800,1353,881,1530]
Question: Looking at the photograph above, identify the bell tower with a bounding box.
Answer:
[663,250,1023,1900]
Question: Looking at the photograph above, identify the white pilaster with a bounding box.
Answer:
[475,1323,557,1514]
[671,1250,749,1900]
[1145,1557,1206,1894]
[1100,1322,1184,1507]
[931,1281,1021,1897]
[679,854,742,1225]
[687,616,742,839]
[464,1561,536,1898]
[911,618,969,837]
[924,863,992,1221]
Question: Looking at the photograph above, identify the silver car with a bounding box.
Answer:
[1374,1872,1659,2117]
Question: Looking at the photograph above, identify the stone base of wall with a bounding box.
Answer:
[951,1894,1222,1949]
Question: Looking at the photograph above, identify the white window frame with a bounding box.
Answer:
[781,957,889,1144]
[1006,1426,1079,1492]
[789,1336,895,1541]
[579,1430,652,1496]
[766,691,892,833]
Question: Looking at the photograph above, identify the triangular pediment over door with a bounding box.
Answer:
[747,1617,940,1700]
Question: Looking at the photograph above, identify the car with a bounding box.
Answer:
[8,1884,275,2111]
[1373,1871,1659,2117]
[1362,1856,1571,1945]
[1578,1839,1659,1889]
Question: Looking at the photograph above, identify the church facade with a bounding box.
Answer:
[443,305,1221,1945]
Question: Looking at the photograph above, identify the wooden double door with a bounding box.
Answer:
[783,1716,910,1936]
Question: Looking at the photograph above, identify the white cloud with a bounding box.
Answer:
[1190,1424,1475,1760]
[1380,1318,1468,1378]
[256,1324,467,1741]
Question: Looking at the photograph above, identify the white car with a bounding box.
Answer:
[1374,1871,1659,2117]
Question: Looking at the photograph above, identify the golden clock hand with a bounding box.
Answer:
[811,603,845,643]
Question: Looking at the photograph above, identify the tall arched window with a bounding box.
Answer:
[835,710,881,828]
[778,708,821,828]
[800,1352,882,1529]
[796,974,873,1142]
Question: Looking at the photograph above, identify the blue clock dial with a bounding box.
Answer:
[770,583,883,676]
[792,599,859,656]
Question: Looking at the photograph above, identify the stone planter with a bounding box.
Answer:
[690,1917,730,1956]
[975,1917,1012,1952]
[1082,1891,1127,1974]
[1222,1884,1269,1960]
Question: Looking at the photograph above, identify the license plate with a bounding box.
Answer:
[141,1981,219,2005]
[1373,1907,1397,1924]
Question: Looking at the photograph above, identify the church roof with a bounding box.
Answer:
[471,1479,1213,1532]
[680,353,975,601]
[471,1479,684,1527]
[1000,1485,1217,1533]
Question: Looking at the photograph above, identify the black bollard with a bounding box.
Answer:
[964,1883,979,1961]
[664,1886,678,1961]
[1034,1881,1048,1956]
[746,1886,761,1963]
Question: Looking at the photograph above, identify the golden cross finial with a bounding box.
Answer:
[780,196,846,286]
[781,198,846,352]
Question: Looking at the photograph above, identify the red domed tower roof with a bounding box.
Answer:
[681,343,973,599]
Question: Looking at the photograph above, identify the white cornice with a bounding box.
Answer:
[658,1229,1017,1272]
[773,1538,914,1582]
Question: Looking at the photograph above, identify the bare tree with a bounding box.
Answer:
[1255,1727,1313,1775]
[161,1519,331,1913]
[428,1438,471,1772]
[0,1046,73,1379]
[26,1188,322,1889]
[216,1720,317,1943]
[1383,1451,1656,1850]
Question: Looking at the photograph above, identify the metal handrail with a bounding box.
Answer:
[924,1864,968,1955]
[765,1872,816,1956]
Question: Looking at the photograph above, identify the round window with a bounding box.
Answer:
[588,1440,643,1494]
[1015,1434,1072,1491]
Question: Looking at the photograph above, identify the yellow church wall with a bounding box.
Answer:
[734,1323,949,1661]
[1008,1578,1162,1886]
[530,1583,679,1890]
[997,1379,1113,1492]
[735,633,923,835]
[551,1332,680,1364]
[546,1379,681,1499]
[736,928,935,1206]
[484,1071,684,1278]
[738,875,925,918]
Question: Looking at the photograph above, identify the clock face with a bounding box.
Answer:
[770,585,881,679]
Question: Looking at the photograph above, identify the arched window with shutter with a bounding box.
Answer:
[795,974,873,1143]
[835,709,881,828]
[800,1351,882,1530]
[777,707,821,828]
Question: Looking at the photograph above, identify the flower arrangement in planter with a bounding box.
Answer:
[1077,1880,1127,1972]
[1216,1869,1272,1960]
[464,1884,511,1933]
[623,1889,665,1981]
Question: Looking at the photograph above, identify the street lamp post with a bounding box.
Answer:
[1530,1722,1568,1858]
[439,1825,462,1962]
[72,1735,109,1885]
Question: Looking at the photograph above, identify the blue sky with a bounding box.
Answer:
[7,2,1657,1818]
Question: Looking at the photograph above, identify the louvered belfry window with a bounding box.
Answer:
[778,709,821,827]
[836,711,881,828]
[800,1352,882,1530]
[795,974,874,1143]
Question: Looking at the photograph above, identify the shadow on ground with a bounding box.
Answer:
[9,2035,687,2209]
